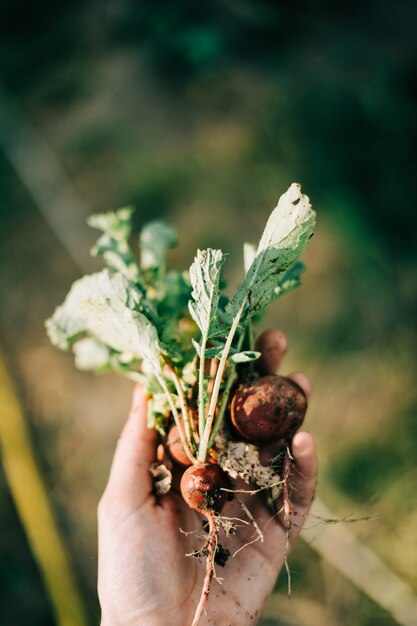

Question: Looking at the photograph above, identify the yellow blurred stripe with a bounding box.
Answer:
[0,351,89,626]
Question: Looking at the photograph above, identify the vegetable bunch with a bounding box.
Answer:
[46,183,316,625]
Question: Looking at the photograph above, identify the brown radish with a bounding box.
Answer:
[167,425,193,467]
[180,462,230,626]
[231,374,307,444]
[180,462,228,513]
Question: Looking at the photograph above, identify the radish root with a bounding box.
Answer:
[191,512,218,626]
[282,448,293,597]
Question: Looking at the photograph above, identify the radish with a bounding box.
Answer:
[180,463,230,626]
[231,374,307,444]
[167,425,193,467]
[180,463,228,513]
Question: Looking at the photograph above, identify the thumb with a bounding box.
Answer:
[105,384,158,508]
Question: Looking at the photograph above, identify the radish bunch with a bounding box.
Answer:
[46,183,316,625]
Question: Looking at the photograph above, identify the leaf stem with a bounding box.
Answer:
[198,303,245,462]
[248,321,254,351]
[207,332,244,447]
[165,365,195,452]
[154,373,197,464]
[126,368,196,462]
[198,337,207,440]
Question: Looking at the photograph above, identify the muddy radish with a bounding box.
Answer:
[167,425,193,467]
[180,463,228,513]
[231,374,307,444]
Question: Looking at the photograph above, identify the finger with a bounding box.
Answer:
[289,431,317,510]
[258,372,310,465]
[105,384,158,506]
[255,329,288,375]
[288,372,311,400]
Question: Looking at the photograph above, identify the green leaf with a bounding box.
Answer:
[88,207,141,282]
[157,270,193,355]
[192,343,255,361]
[46,270,162,373]
[182,358,198,387]
[191,338,202,357]
[230,350,261,363]
[227,183,316,321]
[274,260,305,298]
[149,392,175,416]
[161,270,191,313]
[146,407,167,435]
[204,346,225,358]
[140,221,178,271]
[87,207,133,239]
[188,248,226,340]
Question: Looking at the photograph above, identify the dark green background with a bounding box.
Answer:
[0,2,416,625]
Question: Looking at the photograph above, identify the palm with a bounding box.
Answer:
[161,486,290,626]
[99,458,310,626]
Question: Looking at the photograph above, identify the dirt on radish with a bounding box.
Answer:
[231,375,307,444]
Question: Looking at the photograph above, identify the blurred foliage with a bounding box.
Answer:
[1,0,416,263]
[0,351,89,626]
[0,1,416,625]
[0,465,55,626]
[332,402,417,501]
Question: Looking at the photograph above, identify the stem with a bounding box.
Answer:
[198,336,207,440]
[155,373,197,464]
[207,367,235,448]
[206,358,219,402]
[198,304,245,462]
[191,513,217,626]
[166,366,194,451]
[207,332,244,448]
[248,321,254,351]
[127,368,196,463]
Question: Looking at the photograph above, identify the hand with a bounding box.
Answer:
[97,329,318,626]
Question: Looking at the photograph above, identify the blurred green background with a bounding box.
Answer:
[0,1,416,625]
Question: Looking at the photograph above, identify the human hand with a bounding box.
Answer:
[98,329,317,626]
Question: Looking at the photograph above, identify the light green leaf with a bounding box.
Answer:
[146,402,165,434]
[227,183,316,321]
[146,390,181,434]
[192,343,254,361]
[230,350,261,363]
[87,207,133,239]
[88,207,140,281]
[191,338,202,358]
[188,249,226,340]
[243,242,256,273]
[182,358,198,387]
[153,392,179,414]
[140,221,178,271]
[46,269,162,373]
[73,338,110,371]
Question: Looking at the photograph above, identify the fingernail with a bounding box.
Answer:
[292,431,313,457]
